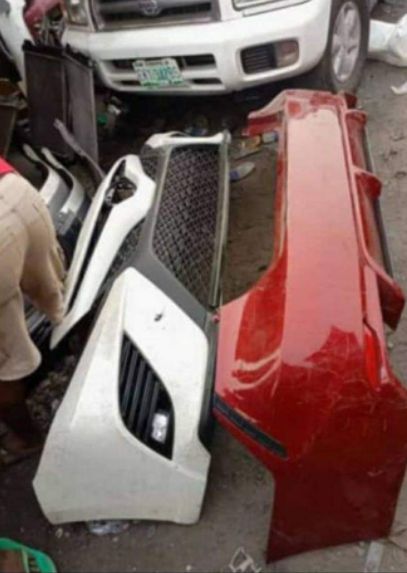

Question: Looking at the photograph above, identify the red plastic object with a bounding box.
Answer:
[0,157,14,175]
[24,0,60,32]
[215,90,407,562]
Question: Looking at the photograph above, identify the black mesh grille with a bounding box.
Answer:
[101,224,143,295]
[120,336,174,458]
[241,44,277,75]
[152,145,220,308]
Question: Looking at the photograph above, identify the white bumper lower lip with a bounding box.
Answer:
[63,0,330,94]
[34,268,210,525]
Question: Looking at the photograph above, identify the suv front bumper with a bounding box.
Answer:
[63,0,330,94]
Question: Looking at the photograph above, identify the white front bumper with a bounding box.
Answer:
[64,0,330,94]
[34,268,210,524]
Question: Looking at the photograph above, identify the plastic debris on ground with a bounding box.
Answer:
[364,541,385,573]
[231,130,278,160]
[231,136,262,160]
[230,162,255,183]
[86,520,131,536]
[369,15,407,66]
[392,81,407,95]
[0,538,57,573]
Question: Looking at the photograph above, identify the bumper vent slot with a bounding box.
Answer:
[241,44,277,75]
[153,145,220,308]
[119,336,174,459]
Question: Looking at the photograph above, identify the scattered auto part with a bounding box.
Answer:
[64,49,98,163]
[0,0,62,85]
[23,44,97,161]
[215,90,407,561]
[0,0,32,86]
[23,145,88,346]
[51,153,155,347]
[23,144,89,258]
[54,120,104,185]
[24,42,71,158]
[0,95,18,155]
[34,132,230,525]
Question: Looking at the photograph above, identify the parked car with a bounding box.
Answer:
[62,0,378,95]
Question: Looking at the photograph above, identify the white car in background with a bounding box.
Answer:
[62,0,378,95]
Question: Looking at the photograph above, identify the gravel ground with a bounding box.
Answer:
[1,3,407,572]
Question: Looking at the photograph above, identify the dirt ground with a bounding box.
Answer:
[2,3,407,572]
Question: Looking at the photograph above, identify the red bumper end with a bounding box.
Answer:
[215,90,407,561]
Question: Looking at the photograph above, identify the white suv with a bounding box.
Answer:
[62,0,375,95]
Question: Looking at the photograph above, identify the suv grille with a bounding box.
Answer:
[119,336,174,459]
[94,0,213,28]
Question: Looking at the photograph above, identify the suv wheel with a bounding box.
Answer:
[305,0,369,93]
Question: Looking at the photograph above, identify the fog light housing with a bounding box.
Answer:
[275,40,299,68]
[242,40,299,75]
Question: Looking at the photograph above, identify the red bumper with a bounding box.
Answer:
[215,90,407,561]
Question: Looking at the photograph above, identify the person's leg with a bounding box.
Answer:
[0,292,42,456]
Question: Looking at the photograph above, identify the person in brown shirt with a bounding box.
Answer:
[0,157,65,464]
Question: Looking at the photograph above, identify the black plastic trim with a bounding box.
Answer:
[363,128,394,277]
[131,135,229,331]
[214,395,288,459]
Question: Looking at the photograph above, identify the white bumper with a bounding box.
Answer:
[63,0,330,94]
[34,268,210,524]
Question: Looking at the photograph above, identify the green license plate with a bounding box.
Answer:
[133,58,185,88]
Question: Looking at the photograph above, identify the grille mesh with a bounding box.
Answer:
[120,336,174,458]
[153,145,220,308]
[101,224,143,296]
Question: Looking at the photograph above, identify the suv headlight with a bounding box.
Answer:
[63,0,90,26]
[234,0,310,10]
